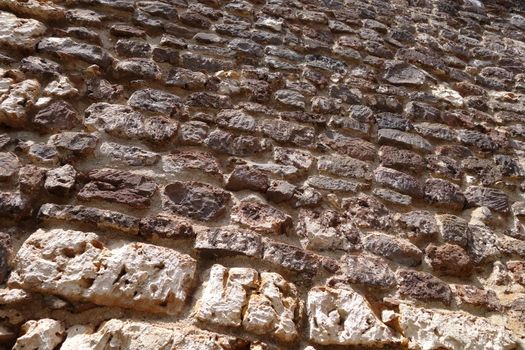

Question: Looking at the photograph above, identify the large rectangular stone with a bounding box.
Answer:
[9,228,196,315]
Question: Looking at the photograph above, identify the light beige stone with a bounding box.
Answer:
[197,264,300,341]
[399,304,517,350]
[307,286,401,346]
[0,11,46,50]
[61,319,245,350]
[13,319,65,350]
[0,79,41,127]
[9,228,196,314]
[43,76,79,98]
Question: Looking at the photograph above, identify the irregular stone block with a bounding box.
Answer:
[32,100,80,132]
[383,61,426,85]
[399,304,516,350]
[363,233,422,266]
[139,214,194,239]
[162,181,230,221]
[0,79,41,128]
[197,264,300,342]
[195,227,262,257]
[13,319,65,350]
[397,270,452,305]
[296,208,361,252]
[9,228,197,314]
[424,178,465,211]
[38,203,140,235]
[38,37,113,68]
[307,286,400,346]
[0,11,46,50]
[425,243,473,277]
[374,166,423,198]
[378,128,434,153]
[231,201,292,235]
[0,152,19,182]
[99,142,160,166]
[330,253,396,289]
[317,154,372,180]
[44,164,77,196]
[162,150,221,177]
[127,88,181,116]
[78,168,157,208]
[61,319,249,350]
[464,186,509,213]
[342,194,393,229]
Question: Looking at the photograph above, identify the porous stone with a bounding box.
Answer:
[307,286,400,346]
[231,201,292,235]
[397,270,452,305]
[0,79,41,128]
[383,61,426,85]
[32,100,80,132]
[99,142,160,166]
[374,166,423,198]
[399,304,517,350]
[464,186,509,213]
[425,243,473,277]
[424,178,465,211]
[127,88,181,116]
[330,254,396,289]
[44,164,77,196]
[9,228,197,314]
[13,319,65,350]
[38,37,113,68]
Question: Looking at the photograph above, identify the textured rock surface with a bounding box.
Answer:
[13,319,64,350]
[0,0,524,348]
[9,229,196,314]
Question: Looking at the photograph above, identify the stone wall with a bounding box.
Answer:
[0,0,524,349]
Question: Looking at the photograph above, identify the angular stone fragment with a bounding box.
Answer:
[399,304,516,350]
[0,152,19,181]
[9,228,197,314]
[397,270,452,305]
[318,131,376,160]
[374,166,423,198]
[307,286,400,346]
[373,188,412,206]
[39,203,140,235]
[273,147,313,170]
[307,175,364,193]
[38,37,113,68]
[260,119,315,148]
[0,79,41,128]
[231,201,291,235]
[296,208,361,252]
[383,61,426,85]
[205,129,268,156]
[0,11,46,50]
[186,92,232,109]
[425,243,473,277]
[180,52,233,73]
[274,89,305,110]
[0,0,65,21]
[468,224,500,263]
[378,129,434,153]
[13,319,64,350]
[424,178,465,211]
[61,319,248,350]
[48,132,98,159]
[379,146,425,174]
[464,186,509,213]
[166,67,207,90]
[127,88,181,116]
[78,168,157,208]
[32,100,80,132]
[363,233,422,266]
[44,164,77,196]
[19,56,61,79]
[43,75,78,98]
[19,165,46,194]
[28,143,59,166]
[99,142,159,166]
[0,192,31,219]
[162,181,230,221]
[216,109,257,132]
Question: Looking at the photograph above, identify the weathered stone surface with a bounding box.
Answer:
[274,89,306,110]
[342,194,393,229]
[260,119,315,148]
[424,178,465,211]
[13,319,65,350]
[0,232,11,284]
[139,214,194,239]
[0,79,41,128]
[162,181,230,221]
[383,61,426,85]
[374,166,423,198]
[0,11,46,50]
[296,208,361,252]
[78,168,157,208]
[44,75,78,98]
[331,254,396,289]
[48,132,98,159]
[436,214,470,248]
[114,58,161,80]
[379,146,426,174]
[425,243,473,277]
[231,201,292,235]
[225,165,269,192]
[318,131,376,161]
[19,56,61,79]
[39,203,140,235]
[0,152,19,181]
[44,164,77,196]
[195,227,262,257]
[307,286,400,346]
[9,228,197,314]
[28,143,59,166]
[99,142,160,166]
[397,270,452,305]
[399,304,517,350]
[378,129,434,153]
[197,264,300,341]
[306,175,364,193]
[454,285,501,311]
[262,239,326,276]
[464,186,509,213]
[38,37,113,68]
[273,147,313,170]
[127,88,181,116]
[205,129,268,156]
[468,224,500,264]
[398,210,439,241]
[363,233,423,266]
[318,154,372,180]
[33,100,80,132]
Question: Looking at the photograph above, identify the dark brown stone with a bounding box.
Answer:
[397,270,452,305]
[225,166,269,193]
[425,243,473,277]
[139,214,195,239]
